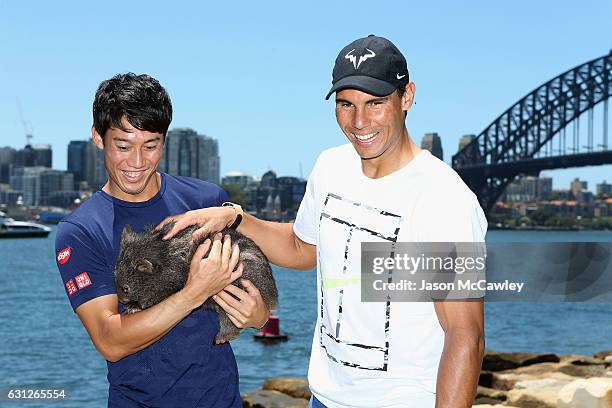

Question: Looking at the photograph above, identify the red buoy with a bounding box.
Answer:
[253,314,288,342]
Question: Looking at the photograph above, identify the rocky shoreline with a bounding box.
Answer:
[242,350,612,408]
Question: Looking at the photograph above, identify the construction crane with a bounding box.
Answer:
[16,97,33,146]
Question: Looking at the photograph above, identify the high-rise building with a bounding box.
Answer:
[570,178,587,200]
[85,140,107,189]
[505,176,538,202]
[68,140,89,184]
[276,176,307,212]
[10,166,45,206]
[32,144,52,168]
[14,144,52,168]
[39,170,74,206]
[9,167,75,206]
[596,181,611,196]
[537,176,553,200]
[160,128,220,184]
[0,147,16,184]
[420,133,443,161]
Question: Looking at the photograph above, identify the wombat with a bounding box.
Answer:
[114,222,278,343]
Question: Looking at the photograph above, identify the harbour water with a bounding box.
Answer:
[0,228,610,407]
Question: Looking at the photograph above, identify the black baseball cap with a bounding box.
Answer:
[325,35,409,100]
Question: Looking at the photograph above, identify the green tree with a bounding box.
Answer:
[529,208,555,226]
[221,183,248,208]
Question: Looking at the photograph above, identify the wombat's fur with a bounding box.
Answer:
[114,222,278,343]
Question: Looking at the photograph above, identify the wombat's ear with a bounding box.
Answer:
[136,259,154,273]
[121,225,135,241]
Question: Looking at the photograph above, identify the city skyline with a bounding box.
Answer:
[3,135,611,195]
[1,1,610,190]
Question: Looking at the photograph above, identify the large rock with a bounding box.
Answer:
[475,386,507,404]
[242,390,309,408]
[505,374,577,408]
[507,387,561,408]
[558,378,612,408]
[594,350,612,360]
[492,371,575,391]
[479,371,494,388]
[473,405,519,408]
[262,377,311,400]
[558,363,608,378]
[483,351,559,371]
[560,354,606,366]
[497,361,607,379]
[499,362,566,376]
[472,405,512,407]
[473,397,505,406]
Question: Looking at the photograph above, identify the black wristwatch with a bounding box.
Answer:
[222,202,244,229]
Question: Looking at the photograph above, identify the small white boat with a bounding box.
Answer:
[0,211,51,238]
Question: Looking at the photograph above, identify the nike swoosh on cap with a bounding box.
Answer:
[397,73,407,79]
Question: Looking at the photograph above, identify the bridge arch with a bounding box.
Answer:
[452,51,611,212]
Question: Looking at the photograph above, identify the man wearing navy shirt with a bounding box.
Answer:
[55,73,269,407]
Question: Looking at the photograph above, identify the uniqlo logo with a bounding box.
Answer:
[57,247,72,265]
[66,279,78,296]
[75,272,92,289]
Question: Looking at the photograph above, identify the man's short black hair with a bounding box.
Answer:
[93,73,172,141]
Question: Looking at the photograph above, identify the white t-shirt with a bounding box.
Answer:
[293,144,487,408]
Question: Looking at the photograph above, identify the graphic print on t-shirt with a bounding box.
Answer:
[317,192,401,371]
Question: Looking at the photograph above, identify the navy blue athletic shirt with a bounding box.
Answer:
[54,173,242,407]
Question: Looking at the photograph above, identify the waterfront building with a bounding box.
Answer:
[537,176,553,200]
[0,147,16,184]
[159,128,220,185]
[14,144,52,168]
[67,140,88,186]
[596,181,611,196]
[420,132,443,161]
[222,171,255,189]
[505,176,538,202]
[9,167,75,206]
[85,140,107,189]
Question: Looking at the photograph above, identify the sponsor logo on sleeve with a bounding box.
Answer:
[66,279,78,296]
[75,272,92,289]
[56,247,72,265]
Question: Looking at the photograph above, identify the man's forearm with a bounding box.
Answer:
[96,291,199,362]
[237,213,315,270]
[435,329,484,408]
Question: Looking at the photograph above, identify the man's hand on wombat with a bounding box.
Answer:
[180,233,243,309]
[213,279,270,330]
[156,207,236,241]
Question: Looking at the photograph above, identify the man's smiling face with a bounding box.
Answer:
[335,87,410,162]
[93,117,164,202]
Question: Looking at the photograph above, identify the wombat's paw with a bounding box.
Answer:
[123,305,142,314]
[214,332,240,344]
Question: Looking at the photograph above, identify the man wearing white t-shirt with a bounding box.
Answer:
[161,35,486,408]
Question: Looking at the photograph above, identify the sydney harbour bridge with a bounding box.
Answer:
[452,51,612,214]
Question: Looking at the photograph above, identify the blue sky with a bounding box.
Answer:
[1,0,611,191]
